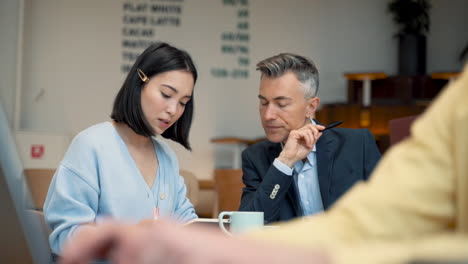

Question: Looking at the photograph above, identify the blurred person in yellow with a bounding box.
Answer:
[59,64,468,264]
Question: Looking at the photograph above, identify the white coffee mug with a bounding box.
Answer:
[218,211,264,235]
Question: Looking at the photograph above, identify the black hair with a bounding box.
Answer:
[111,42,197,150]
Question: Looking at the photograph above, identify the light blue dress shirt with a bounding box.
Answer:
[44,122,197,254]
[273,121,324,216]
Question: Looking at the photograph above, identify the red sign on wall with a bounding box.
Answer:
[31,144,45,159]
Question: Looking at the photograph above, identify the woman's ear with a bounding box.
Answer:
[306,97,320,118]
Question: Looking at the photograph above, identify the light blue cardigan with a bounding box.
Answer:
[44,122,197,254]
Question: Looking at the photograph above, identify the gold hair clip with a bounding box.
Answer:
[137,68,149,83]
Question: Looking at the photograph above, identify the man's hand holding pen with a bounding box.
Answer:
[277,121,343,168]
[278,123,325,168]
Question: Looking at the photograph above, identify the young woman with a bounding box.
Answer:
[44,42,198,254]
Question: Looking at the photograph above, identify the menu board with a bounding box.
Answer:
[211,0,250,79]
[121,0,250,79]
[121,0,184,73]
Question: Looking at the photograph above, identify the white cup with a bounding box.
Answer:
[218,211,264,235]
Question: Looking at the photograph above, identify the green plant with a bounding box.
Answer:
[388,0,431,35]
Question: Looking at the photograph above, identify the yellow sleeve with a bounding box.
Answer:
[333,234,468,264]
[250,65,468,254]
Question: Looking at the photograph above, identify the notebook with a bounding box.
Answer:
[185,217,230,229]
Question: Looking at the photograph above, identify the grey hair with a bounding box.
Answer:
[256,53,319,99]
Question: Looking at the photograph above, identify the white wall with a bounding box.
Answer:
[428,0,468,72]
[18,0,468,179]
[0,0,20,126]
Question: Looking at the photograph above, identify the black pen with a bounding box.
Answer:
[320,121,343,131]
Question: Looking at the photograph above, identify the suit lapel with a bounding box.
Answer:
[266,142,281,166]
[287,178,303,216]
[316,131,339,209]
[266,141,303,216]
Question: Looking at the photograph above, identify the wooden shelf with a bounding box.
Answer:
[430,72,460,80]
[210,137,264,146]
[344,72,387,81]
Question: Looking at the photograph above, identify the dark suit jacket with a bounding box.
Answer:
[239,127,381,223]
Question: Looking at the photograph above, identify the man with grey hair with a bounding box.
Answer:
[239,53,381,223]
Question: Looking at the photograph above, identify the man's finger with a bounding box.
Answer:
[316,125,326,131]
[299,129,314,148]
[304,125,321,146]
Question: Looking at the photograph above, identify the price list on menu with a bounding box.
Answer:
[121,0,184,73]
[211,0,250,79]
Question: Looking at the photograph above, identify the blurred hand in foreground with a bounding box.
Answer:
[60,220,329,264]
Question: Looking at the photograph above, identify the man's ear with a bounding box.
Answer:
[306,97,320,118]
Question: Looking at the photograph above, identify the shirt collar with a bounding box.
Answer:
[294,151,316,171]
[311,119,317,153]
[304,119,317,167]
[305,149,316,167]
